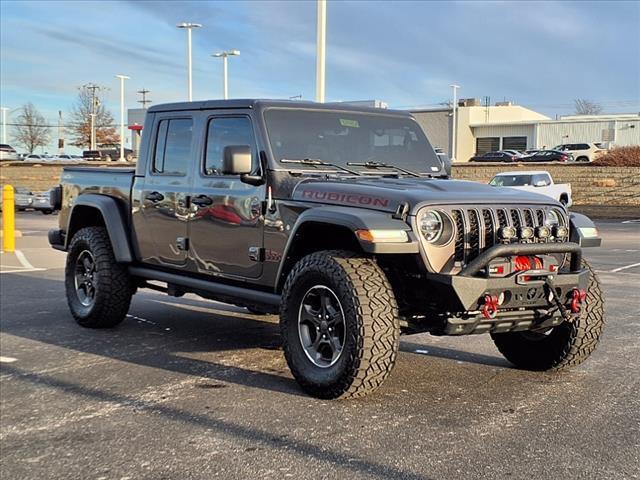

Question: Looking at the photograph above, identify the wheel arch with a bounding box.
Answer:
[275,206,417,292]
[66,194,134,263]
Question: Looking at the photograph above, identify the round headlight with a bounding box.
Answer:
[419,210,444,243]
[546,209,560,228]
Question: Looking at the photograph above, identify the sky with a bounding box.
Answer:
[1,0,639,151]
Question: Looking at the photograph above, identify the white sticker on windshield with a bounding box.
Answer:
[430,166,440,171]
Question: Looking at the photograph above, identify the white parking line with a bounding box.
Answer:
[0,249,46,274]
[610,262,640,273]
[15,250,35,269]
[621,219,640,224]
[0,356,18,363]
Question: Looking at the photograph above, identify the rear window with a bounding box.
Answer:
[490,175,532,187]
[152,118,193,175]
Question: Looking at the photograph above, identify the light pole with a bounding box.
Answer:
[316,0,326,103]
[0,107,8,145]
[177,22,202,101]
[212,50,240,100]
[450,84,460,162]
[115,75,130,161]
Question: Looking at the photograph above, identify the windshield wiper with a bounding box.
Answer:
[281,158,360,176]
[346,161,421,178]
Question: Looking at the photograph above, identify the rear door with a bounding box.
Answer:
[136,113,195,267]
[188,113,265,279]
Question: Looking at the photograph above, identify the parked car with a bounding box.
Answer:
[55,154,83,161]
[553,143,606,162]
[33,189,57,214]
[489,170,572,206]
[49,99,604,400]
[97,144,134,161]
[82,150,102,160]
[469,151,519,162]
[501,149,526,158]
[0,186,34,211]
[522,150,573,162]
[0,144,20,161]
[24,153,55,162]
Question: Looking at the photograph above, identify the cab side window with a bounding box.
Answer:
[152,118,193,175]
[204,117,256,176]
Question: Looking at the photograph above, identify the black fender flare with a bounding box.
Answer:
[569,212,601,248]
[66,194,134,263]
[275,206,418,288]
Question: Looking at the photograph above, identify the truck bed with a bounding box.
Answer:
[58,166,136,232]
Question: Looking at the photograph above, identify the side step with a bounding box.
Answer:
[129,266,281,306]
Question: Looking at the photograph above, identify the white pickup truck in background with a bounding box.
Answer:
[489,170,573,206]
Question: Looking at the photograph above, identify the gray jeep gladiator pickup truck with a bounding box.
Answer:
[49,100,604,399]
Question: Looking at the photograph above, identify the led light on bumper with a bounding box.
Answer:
[554,225,569,238]
[535,226,551,238]
[499,226,517,240]
[519,226,534,240]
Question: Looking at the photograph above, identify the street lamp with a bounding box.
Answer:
[115,75,130,162]
[211,50,240,100]
[450,84,460,162]
[177,22,202,101]
[0,107,8,145]
[316,0,327,103]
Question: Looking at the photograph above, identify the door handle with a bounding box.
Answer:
[145,191,164,202]
[191,195,213,207]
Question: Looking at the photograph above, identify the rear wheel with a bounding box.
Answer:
[65,226,134,328]
[280,250,400,399]
[491,259,604,370]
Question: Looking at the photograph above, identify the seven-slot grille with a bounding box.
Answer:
[449,206,562,266]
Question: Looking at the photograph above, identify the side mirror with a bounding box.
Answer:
[222,145,253,175]
[534,180,547,187]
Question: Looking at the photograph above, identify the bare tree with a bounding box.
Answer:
[574,99,603,115]
[68,85,119,148]
[11,103,51,153]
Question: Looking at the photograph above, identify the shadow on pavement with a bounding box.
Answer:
[1,363,432,480]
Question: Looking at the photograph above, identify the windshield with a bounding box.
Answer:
[490,175,533,187]
[264,109,443,174]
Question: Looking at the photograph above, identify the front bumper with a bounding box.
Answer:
[427,268,589,312]
[426,241,587,312]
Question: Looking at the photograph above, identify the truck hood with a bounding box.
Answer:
[291,176,561,214]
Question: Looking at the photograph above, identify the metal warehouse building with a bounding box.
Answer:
[411,102,640,162]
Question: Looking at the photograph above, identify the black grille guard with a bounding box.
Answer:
[459,242,582,277]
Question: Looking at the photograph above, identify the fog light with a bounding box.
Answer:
[499,226,516,240]
[554,225,569,238]
[536,226,551,239]
[497,291,506,305]
[519,226,534,240]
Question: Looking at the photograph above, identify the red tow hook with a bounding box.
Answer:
[482,294,499,319]
[570,288,587,313]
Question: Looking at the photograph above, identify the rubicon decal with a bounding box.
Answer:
[301,190,390,208]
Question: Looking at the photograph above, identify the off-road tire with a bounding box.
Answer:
[65,226,133,328]
[280,250,400,399]
[491,258,604,370]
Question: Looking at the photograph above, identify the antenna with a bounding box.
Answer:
[137,88,152,109]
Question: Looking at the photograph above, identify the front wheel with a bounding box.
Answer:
[65,226,134,328]
[280,250,400,399]
[491,259,604,370]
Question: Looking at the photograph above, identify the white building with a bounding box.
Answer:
[412,102,640,162]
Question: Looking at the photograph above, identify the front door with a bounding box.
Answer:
[136,114,195,267]
[188,114,264,279]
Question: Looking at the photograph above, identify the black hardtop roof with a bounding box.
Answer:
[147,99,411,116]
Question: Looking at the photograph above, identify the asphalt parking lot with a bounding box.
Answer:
[1,212,639,480]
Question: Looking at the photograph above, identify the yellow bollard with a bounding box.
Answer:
[2,184,16,252]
